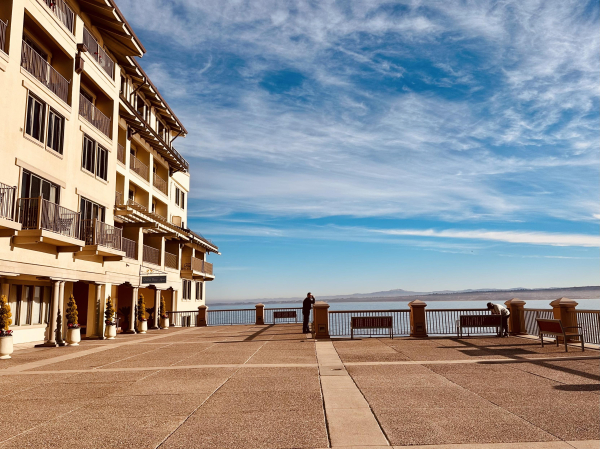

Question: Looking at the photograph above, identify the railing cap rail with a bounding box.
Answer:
[329,309,410,313]
[208,309,255,312]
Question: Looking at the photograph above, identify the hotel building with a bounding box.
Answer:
[0,0,218,344]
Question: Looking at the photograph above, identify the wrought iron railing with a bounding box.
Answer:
[79,93,111,138]
[142,244,160,265]
[18,197,81,240]
[182,257,213,275]
[329,309,410,337]
[208,309,255,326]
[130,154,149,180]
[117,143,125,164]
[426,309,494,335]
[165,251,178,269]
[83,27,114,78]
[576,310,600,345]
[0,19,7,54]
[0,182,17,221]
[167,311,197,327]
[21,41,70,104]
[524,309,554,337]
[114,191,123,206]
[82,219,122,250]
[41,0,74,33]
[153,172,168,195]
[122,237,137,259]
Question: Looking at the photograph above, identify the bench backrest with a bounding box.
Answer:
[536,318,563,334]
[351,316,392,330]
[274,311,296,319]
[460,315,502,327]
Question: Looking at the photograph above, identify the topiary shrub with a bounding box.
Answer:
[66,294,79,328]
[0,295,12,337]
[160,295,167,318]
[137,293,147,321]
[105,296,115,324]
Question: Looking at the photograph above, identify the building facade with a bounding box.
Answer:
[0,0,217,344]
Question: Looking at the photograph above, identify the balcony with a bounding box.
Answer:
[83,27,114,78]
[130,155,149,181]
[165,251,178,270]
[21,41,70,104]
[0,183,21,236]
[78,219,124,260]
[14,198,83,251]
[153,172,168,196]
[122,237,137,260]
[79,93,111,138]
[40,0,74,33]
[182,256,214,280]
[0,19,6,54]
[117,143,125,165]
[143,244,160,266]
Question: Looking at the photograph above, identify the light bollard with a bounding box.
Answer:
[197,305,208,327]
[504,298,527,335]
[550,297,579,343]
[255,303,265,325]
[313,301,330,339]
[409,299,428,338]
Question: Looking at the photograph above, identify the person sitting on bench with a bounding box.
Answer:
[487,302,510,337]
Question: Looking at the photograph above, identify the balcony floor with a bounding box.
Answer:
[12,229,84,252]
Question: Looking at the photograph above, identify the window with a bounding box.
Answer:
[182,280,192,300]
[128,189,134,201]
[96,145,108,181]
[81,89,94,103]
[120,76,126,95]
[175,187,180,206]
[80,197,105,222]
[14,285,22,326]
[181,192,185,210]
[25,94,46,142]
[195,282,202,301]
[82,135,108,181]
[136,95,145,118]
[47,109,65,155]
[21,170,60,203]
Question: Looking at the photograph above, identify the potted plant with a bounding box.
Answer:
[65,294,81,346]
[159,295,169,329]
[0,295,13,359]
[136,293,148,333]
[104,295,117,340]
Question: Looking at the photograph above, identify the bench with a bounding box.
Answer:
[351,316,393,339]
[273,311,297,323]
[536,318,584,352]
[456,315,502,338]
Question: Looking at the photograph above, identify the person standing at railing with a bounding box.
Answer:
[303,293,315,333]
[487,302,510,337]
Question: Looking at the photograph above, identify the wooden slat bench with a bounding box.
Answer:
[456,315,502,338]
[351,316,393,339]
[536,318,584,352]
[273,310,297,323]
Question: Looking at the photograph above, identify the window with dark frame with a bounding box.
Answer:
[96,145,108,181]
[82,135,108,181]
[21,170,60,204]
[181,192,185,210]
[25,94,46,142]
[175,187,180,206]
[47,109,65,154]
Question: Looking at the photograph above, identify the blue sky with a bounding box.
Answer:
[118,0,599,300]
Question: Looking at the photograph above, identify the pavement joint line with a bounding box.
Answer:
[385,441,600,449]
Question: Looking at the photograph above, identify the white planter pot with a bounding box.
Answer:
[66,327,81,346]
[160,317,169,329]
[104,324,117,340]
[137,320,148,334]
[0,335,14,359]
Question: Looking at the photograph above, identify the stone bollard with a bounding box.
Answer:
[255,303,265,325]
[313,302,330,339]
[197,305,208,327]
[504,298,527,335]
[409,300,428,338]
[550,297,579,343]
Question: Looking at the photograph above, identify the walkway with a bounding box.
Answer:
[0,324,598,448]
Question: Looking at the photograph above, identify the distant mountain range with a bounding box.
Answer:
[212,286,600,305]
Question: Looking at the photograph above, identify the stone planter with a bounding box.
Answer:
[137,320,148,334]
[66,327,81,346]
[104,323,117,340]
[160,317,169,329]
[0,335,14,359]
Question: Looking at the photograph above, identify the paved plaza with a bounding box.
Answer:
[0,324,598,449]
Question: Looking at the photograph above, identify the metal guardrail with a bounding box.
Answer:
[130,154,149,181]
[21,41,70,104]
[208,309,255,326]
[153,172,168,195]
[0,182,17,221]
[18,197,81,240]
[83,27,114,78]
[117,143,125,164]
[165,251,178,269]
[524,309,554,337]
[41,0,74,33]
[167,311,197,327]
[122,237,136,259]
[115,191,123,206]
[576,310,600,345]
[0,19,7,54]
[142,244,160,265]
[329,309,410,337]
[82,219,122,250]
[183,257,214,276]
[79,93,111,138]
[426,309,494,335]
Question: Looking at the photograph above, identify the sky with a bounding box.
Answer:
[118,0,600,301]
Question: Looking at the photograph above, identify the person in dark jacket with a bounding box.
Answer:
[302,293,315,333]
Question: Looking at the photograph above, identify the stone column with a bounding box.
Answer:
[127,287,138,333]
[197,305,208,326]
[58,281,66,340]
[151,289,160,329]
[313,302,330,339]
[95,284,106,339]
[550,297,579,342]
[46,280,61,346]
[504,298,527,335]
[255,303,265,325]
[409,299,428,338]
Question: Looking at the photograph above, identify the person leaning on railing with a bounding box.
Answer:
[487,302,510,337]
[302,292,315,333]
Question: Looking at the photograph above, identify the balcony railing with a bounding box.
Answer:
[183,257,213,276]
[83,27,114,78]
[79,93,111,138]
[153,172,168,195]
[130,154,149,181]
[165,251,178,270]
[127,198,147,211]
[18,197,81,240]
[21,41,70,104]
[0,19,7,54]
[143,245,160,265]
[41,0,74,33]
[82,219,122,250]
[117,143,125,164]
[0,183,17,221]
[115,191,123,206]
[122,237,137,259]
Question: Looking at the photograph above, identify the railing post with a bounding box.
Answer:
[37,197,43,229]
[197,305,208,327]
[255,303,265,325]
[550,297,579,343]
[409,299,428,338]
[312,301,330,339]
[504,298,527,335]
